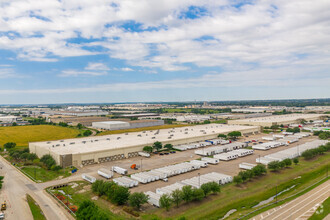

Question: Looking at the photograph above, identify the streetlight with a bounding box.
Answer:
[198,173,200,188]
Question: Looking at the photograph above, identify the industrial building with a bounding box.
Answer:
[29,124,259,167]
[92,119,164,130]
[227,114,325,127]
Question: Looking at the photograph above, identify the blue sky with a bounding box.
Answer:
[0,0,329,104]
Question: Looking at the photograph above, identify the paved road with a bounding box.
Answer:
[0,156,73,220]
[251,179,330,220]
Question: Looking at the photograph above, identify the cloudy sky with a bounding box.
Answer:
[0,0,329,104]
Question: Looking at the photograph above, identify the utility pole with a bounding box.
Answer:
[141,159,143,172]
[198,173,200,188]
[276,184,278,203]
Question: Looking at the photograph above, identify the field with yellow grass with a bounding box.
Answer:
[0,125,80,147]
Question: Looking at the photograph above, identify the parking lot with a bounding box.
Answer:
[75,133,318,193]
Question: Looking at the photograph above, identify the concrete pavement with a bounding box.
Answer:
[0,156,73,220]
[251,179,330,220]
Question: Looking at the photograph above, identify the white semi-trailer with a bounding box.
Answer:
[112,166,128,175]
[82,173,96,183]
[97,168,113,179]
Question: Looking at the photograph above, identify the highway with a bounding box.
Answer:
[0,156,73,220]
[252,179,330,220]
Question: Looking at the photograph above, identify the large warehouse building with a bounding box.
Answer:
[227,114,326,127]
[29,124,259,167]
[92,119,164,130]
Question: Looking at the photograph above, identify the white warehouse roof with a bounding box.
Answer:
[30,124,259,155]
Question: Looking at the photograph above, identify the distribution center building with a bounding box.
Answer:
[29,124,259,167]
[92,119,164,130]
[227,114,325,127]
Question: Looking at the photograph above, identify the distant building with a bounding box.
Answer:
[92,119,164,130]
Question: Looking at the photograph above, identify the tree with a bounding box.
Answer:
[4,142,16,149]
[201,183,212,196]
[293,157,299,165]
[20,152,29,161]
[159,194,172,211]
[83,130,92,137]
[319,132,330,140]
[77,123,83,129]
[233,175,243,185]
[209,182,221,194]
[12,122,17,126]
[279,161,286,169]
[164,144,173,150]
[152,141,162,152]
[203,120,211,124]
[143,146,153,153]
[182,185,193,203]
[227,131,242,140]
[268,161,280,171]
[111,185,130,205]
[171,189,183,207]
[252,164,267,176]
[27,153,38,161]
[270,125,279,132]
[76,200,109,220]
[283,158,292,167]
[40,155,56,170]
[192,188,204,201]
[217,134,227,139]
[128,192,149,210]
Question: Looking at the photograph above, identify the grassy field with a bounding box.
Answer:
[97,124,189,136]
[49,181,132,219]
[21,166,72,182]
[142,153,330,220]
[0,125,80,147]
[308,196,330,220]
[26,194,46,220]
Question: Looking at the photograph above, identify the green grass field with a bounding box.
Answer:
[97,124,189,136]
[26,194,46,220]
[308,196,330,220]
[0,125,80,147]
[142,153,330,220]
[21,166,71,182]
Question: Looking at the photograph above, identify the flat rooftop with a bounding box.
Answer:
[229,114,324,124]
[30,124,259,155]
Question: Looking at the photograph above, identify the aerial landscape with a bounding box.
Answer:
[0,1,329,220]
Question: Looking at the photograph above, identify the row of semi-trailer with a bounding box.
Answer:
[145,172,233,207]
[256,139,328,165]
[213,148,254,161]
[195,142,247,156]
[174,139,230,151]
[130,161,202,184]
[113,176,138,188]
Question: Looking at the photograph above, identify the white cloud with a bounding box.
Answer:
[121,67,133,71]
[58,70,106,77]
[85,62,110,71]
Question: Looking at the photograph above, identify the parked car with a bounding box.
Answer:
[159,153,164,156]
[164,152,170,155]
[170,151,176,153]
[162,178,168,182]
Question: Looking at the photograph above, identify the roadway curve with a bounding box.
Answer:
[252,179,330,220]
[0,156,73,220]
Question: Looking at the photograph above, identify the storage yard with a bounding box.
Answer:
[66,133,318,194]
[29,124,259,167]
[227,114,325,126]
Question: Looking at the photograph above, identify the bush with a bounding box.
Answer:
[217,134,227,138]
[51,165,62,172]
[4,142,16,149]
[40,154,56,170]
[123,206,139,217]
[293,157,299,165]
[76,200,109,220]
[111,185,130,205]
[201,183,212,196]
[83,130,92,137]
[251,164,267,176]
[164,144,173,150]
[209,182,221,194]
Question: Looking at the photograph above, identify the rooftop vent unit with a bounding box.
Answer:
[152,137,156,139]
[95,140,98,142]
[60,140,64,142]
[56,144,60,147]
[82,141,86,144]
[106,138,110,140]
[117,137,121,140]
[70,142,75,145]
[47,141,51,144]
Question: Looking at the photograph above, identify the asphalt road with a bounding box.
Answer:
[0,156,73,220]
[251,179,330,220]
